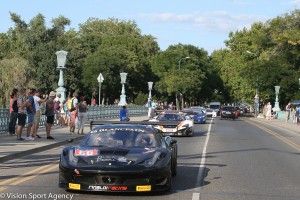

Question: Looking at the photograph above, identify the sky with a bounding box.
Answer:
[1,0,300,54]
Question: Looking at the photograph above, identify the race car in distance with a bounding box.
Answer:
[183,109,206,124]
[220,106,238,120]
[59,123,178,192]
[205,108,217,118]
[150,111,194,136]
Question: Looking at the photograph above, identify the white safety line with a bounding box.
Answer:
[193,118,213,199]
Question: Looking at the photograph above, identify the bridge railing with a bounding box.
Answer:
[0,105,148,134]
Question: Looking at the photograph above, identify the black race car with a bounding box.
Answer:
[59,122,178,192]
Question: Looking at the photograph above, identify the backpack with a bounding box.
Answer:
[67,98,72,110]
[68,98,76,112]
[54,100,60,110]
[40,102,46,115]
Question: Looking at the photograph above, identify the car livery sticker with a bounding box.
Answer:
[95,156,128,163]
[74,149,98,157]
[88,185,128,191]
[90,128,145,134]
[136,185,151,192]
[69,183,80,190]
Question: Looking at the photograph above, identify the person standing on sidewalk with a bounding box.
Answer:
[9,88,18,135]
[32,90,48,138]
[25,89,36,141]
[286,102,291,123]
[266,102,272,120]
[70,92,78,133]
[77,96,88,134]
[296,105,300,125]
[16,88,27,141]
[45,91,56,139]
[147,98,152,119]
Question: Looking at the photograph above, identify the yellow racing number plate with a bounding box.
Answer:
[69,183,81,190]
[136,185,151,192]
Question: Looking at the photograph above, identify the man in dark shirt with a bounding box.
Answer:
[46,91,56,139]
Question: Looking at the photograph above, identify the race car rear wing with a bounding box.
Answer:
[89,120,181,130]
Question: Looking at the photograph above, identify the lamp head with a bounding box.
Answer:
[120,72,127,84]
[148,82,153,90]
[56,50,68,68]
[275,86,280,94]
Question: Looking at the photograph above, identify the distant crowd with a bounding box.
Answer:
[9,88,88,141]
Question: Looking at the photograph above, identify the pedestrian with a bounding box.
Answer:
[292,107,297,123]
[120,105,128,121]
[77,96,88,134]
[151,100,157,118]
[297,105,300,125]
[266,102,272,120]
[147,98,152,119]
[91,97,96,106]
[9,88,18,135]
[286,102,291,123]
[60,100,67,126]
[54,93,62,125]
[45,91,56,139]
[16,88,27,141]
[70,92,78,133]
[25,88,36,141]
[32,90,48,138]
[65,95,72,129]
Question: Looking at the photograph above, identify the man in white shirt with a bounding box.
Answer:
[32,90,48,138]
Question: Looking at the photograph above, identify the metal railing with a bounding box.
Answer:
[0,105,147,134]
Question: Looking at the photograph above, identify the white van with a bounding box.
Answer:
[209,102,221,115]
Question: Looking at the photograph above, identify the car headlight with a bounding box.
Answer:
[144,152,166,167]
[68,149,78,166]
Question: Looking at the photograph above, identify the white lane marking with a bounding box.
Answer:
[193,118,213,199]
[192,192,200,200]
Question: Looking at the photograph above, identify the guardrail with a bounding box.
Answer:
[0,105,148,134]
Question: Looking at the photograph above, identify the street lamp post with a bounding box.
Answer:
[274,86,280,111]
[246,51,260,116]
[177,57,190,110]
[148,82,153,99]
[97,73,104,105]
[55,50,68,102]
[118,72,127,106]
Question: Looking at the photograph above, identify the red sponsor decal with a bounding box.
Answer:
[74,149,98,156]
[109,186,128,191]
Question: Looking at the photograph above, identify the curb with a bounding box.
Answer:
[0,136,84,163]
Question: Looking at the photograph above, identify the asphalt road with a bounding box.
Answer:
[1,118,300,200]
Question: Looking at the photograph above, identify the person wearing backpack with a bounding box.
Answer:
[70,92,78,133]
[77,96,88,134]
[54,93,62,126]
[45,91,56,139]
[16,88,28,141]
[9,88,18,136]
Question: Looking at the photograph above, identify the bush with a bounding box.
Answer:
[134,92,148,105]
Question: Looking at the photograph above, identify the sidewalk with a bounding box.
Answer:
[0,116,148,163]
[249,116,300,135]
